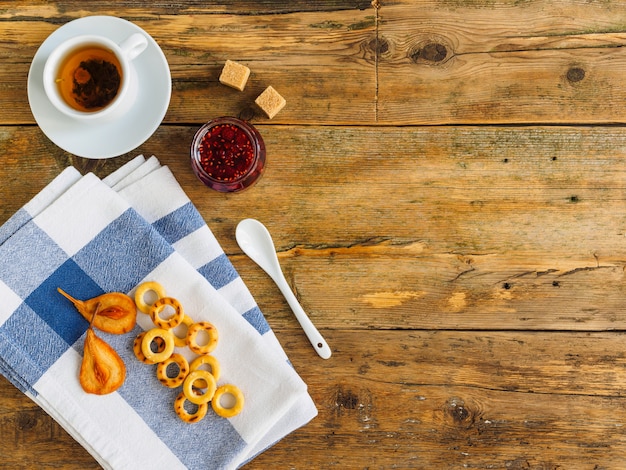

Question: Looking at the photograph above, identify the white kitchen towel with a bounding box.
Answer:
[107,155,321,463]
[0,161,317,469]
[104,156,318,463]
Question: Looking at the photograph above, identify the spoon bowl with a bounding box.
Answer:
[236,218,331,359]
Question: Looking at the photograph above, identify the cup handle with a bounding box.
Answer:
[119,33,148,61]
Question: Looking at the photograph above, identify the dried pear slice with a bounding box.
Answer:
[57,288,137,334]
[80,327,126,395]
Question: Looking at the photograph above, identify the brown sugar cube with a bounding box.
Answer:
[219,60,250,91]
[255,86,286,119]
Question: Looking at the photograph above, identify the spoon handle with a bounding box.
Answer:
[274,277,332,360]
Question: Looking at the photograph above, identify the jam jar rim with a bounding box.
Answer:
[190,116,266,192]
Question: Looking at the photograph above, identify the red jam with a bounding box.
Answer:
[191,117,265,192]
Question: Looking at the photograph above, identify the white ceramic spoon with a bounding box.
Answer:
[236,218,332,359]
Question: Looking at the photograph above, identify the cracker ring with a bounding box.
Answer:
[141,328,175,363]
[174,391,208,423]
[173,315,194,348]
[186,321,219,355]
[212,384,244,418]
[183,370,217,405]
[133,331,165,365]
[156,353,189,388]
[189,354,221,382]
[135,281,166,314]
[150,297,185,330]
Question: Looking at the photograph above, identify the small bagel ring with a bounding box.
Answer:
[211,384,245,418]
[186,321,219,355]
[135,281,166,314]
[189,354,221,382]
[174,391,208,423]
[150,297,185,330]
[183,370,217,405]
[141,328,175,363]
[156,353,190,388]
[133,331,165,365]
[173,315,194,347]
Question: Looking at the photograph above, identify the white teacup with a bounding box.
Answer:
[43,33,148,121]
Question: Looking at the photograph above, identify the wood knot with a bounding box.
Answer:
[366,35,390,56]
[238,106,257,121]
[330,386,376,428]
[449,402,470,422]
[444,397,477,428]
[411,42,448,63]
[566,67,585,83]
[336,389,359,410]
[16,411,38,431]
[375,37,390,54]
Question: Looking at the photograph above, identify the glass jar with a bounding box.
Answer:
[190,116,266,192]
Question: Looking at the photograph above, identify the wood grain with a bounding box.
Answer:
[5,1,626,125]
[3,0,626,468]
[376,1,626,123]
[258,330,626,468]
[0,1,378,125]
[5,125,626,332]
[4,330,626,468]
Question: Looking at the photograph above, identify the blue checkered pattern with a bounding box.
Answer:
[0,159,317,470]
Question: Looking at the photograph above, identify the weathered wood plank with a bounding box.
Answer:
[3,330,626,468]
[378,0,626,124]
[6,1,626,126]
[2,124,626,332]
[0,0,372,16]
[0,4,377,125]
[244,329,626,468]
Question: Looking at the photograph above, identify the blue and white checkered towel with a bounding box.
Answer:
[0,156,317,469]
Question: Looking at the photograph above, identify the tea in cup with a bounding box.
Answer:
[43,33,148,120]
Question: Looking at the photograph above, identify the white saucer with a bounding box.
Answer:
[28,16,171,159]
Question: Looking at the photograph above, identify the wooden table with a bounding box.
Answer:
[2,1,626,468]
